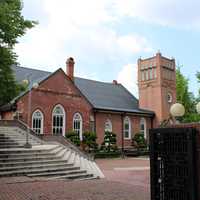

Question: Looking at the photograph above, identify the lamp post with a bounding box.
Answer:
[23,79,39,148]
[170,103,185,124]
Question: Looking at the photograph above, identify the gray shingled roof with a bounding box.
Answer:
[10,65,154,115]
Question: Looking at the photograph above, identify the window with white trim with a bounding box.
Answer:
[167,92,173,103]
[32,110,43,134]
[140,118,147,139]
[124,117,131,139]
[105,119,112,132]
[73,113,83,141]
[52,105,65,135]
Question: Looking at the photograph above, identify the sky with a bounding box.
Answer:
[15,0,200,98]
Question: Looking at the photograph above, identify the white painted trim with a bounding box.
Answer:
[123,116,131,139]
[140,117,147,139]
[32,109,44,134]
[52,104,66,136]
[104,119,112,132]
[73,113,83,141]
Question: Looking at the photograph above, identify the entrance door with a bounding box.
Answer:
[52,105,65,135]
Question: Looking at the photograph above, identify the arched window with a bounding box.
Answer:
[32,109,43,134]
[140,118,147,139]
[73,113,83,141]
[52,105,65,135]
[105,119,112,132]
[124,117,131,139]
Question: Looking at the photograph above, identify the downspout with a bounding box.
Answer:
[94,111,97,133]
[121,113,125,158]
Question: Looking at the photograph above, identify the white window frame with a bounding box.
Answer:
[73,113,83,141]
[32,109,44,134]
[123,117,131,139]
[105,119,112,132]
[52,104,65,136]
[167,92,173,103]
[140,118,147,139]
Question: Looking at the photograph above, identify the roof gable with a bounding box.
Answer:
[74,77,139,110]
[9,65,154,115]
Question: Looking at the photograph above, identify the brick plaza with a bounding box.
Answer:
[0,158,150,200]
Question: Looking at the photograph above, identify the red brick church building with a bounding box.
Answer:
[0,52,176,147]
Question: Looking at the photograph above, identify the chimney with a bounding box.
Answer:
[113,80,118,85]
[66,57,75,81]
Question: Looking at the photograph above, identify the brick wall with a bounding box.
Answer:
[138,52,176,127]
[95,112,152,147]
[16,69,93,135]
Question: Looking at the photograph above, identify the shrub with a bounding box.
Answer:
[82,131,98,152]
[66,131,80,146]
[100,131,118,152]
[132,133,147,149]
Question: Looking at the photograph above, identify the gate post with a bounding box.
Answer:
[150,127,197,200]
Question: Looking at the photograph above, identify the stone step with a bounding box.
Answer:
[0,145,59,154]
[77,176,99,181]
[59,173,94,180]
[0,145,24,149]
[0,137,14,140]
[0,165,80,177]
[0,146,64,158]
[0,142,19,145]
[0,137,38,141]
[0,134,20,137]
[0,136,39,140]
[28,169,86,178]
[68,151,76,164]
[0,135,40,143]
[91,162,105,178]
[0,149,67,162]
[0,158,69,167]
[0,139,40,144]
[0,161,73,172]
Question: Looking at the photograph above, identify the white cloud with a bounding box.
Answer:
[114,0,200,29]
[117,63,138,97]
[15,0,153,72]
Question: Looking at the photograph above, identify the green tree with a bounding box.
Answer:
[0,0,36,106]
[176,67,200,122]
[196,71,200,101]
[100,131,118,152]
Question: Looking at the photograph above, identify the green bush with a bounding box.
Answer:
[100,131,118,152]
[82,131,98,152]
[132,133,147,149]
[65,131,80,146]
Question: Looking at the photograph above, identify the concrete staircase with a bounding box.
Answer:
[0,126,104,180]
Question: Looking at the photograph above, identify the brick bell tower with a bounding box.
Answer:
[138,52,176,127]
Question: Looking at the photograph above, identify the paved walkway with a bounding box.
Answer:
[0,158,150,200]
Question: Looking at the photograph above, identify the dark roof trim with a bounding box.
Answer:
[93,107,155,117]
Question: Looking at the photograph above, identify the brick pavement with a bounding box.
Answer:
[0,158,150,200]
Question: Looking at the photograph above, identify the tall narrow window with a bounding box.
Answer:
[145,70,149,80]
[153,68,157,79]
[149,68,153,80]
[32,110,43,134]
[105,119,112,132]
[52,105,65,135]
[124,117,131,139]
[141,71,145,81]
[73,113,83,141]
[140,118,147,139]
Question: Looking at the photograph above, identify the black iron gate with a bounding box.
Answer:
[150,127,197,200]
